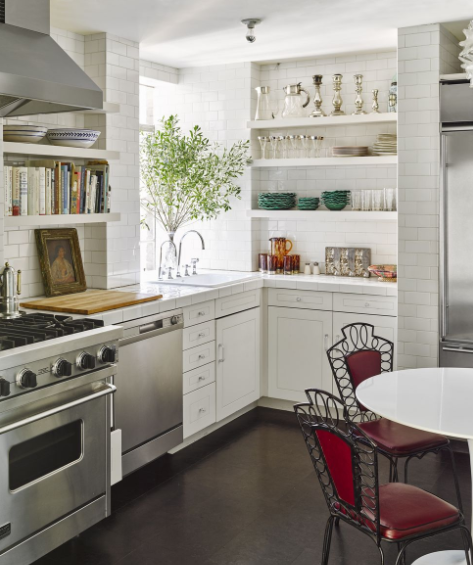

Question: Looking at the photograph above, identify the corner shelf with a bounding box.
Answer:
[250,156,397,168]
[5,213,121,227]
[3,142,120,161]
[247,210,397,221]
[248,113,397,129]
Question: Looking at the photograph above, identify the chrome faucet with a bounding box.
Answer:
[177,230,205,276]
[158,240,177,280]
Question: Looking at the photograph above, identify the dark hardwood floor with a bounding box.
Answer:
[34,408,472,565]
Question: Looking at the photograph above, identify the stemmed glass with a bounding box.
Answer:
[296,135,306,158]
[269,136,279,159]
[287,135,297,158]
[258,136,270,159]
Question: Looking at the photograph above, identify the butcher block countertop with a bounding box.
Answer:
[20,288,163,315]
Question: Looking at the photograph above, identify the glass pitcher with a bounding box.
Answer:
[282,83,310,118]
[269,237,293,273]
[255,86,274,120]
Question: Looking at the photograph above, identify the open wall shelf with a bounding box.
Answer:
[3,143,120,161]
[248,113,397,129]
[5,213,121,228]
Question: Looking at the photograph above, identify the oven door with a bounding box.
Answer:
[0,382,115,553]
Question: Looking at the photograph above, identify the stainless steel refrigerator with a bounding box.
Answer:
[440,80,473,367]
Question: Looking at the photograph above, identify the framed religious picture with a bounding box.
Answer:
[35,228,87,297]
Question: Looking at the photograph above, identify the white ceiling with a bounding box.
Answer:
[51,0,473,68]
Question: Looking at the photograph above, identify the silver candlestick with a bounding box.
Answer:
[371,89,380,113]
[331,74,345,116]
[352,74,366,115]
[310,74,326,117]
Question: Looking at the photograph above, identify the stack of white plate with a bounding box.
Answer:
[372,133,397,155]
[332,146,369,157]
[46,128,101,149]
[3,125,48,144]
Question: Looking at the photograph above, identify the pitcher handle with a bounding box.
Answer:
[301,88,310,108]
[286,239,293,253]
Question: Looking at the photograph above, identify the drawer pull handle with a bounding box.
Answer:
[198,354,206,360]
[365,302,370,308]
[296,297,302,302]
[218,344,225,363]
[198,332,206,338]
[324,333,330,352]
[198,311,206,316]
[199,407,207,413]
[198,376,206,381]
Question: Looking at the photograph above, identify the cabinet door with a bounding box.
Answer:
[268,307,333,403]
[216,308,261,421]
[332,311,397,370]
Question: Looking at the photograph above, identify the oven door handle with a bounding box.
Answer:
[0,383,116,435]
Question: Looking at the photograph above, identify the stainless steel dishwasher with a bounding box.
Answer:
[113,309,183,476]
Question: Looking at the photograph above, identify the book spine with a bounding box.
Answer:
[12,168,20,216]
[80,166,86,214]
[27,168,35,216]
[45,168,52,215]
[4,166,12,216]
[107,184,111,213]
[86,170,91,213]
[19,167,28,216]
[61,166,67,214]
[33,168,40,215]
[71,172,79,214]
[90,175,97,214]
[39,167,46,215]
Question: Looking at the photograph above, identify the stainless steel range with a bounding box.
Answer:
[0,313,121,565]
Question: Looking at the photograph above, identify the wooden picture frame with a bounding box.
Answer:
[35,228,87,297]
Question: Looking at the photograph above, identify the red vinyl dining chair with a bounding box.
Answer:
[294,390,472,565]
[325,323,463,511]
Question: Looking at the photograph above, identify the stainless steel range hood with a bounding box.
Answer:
[0,0,103,117]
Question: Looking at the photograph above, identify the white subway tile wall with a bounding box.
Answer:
[397,24,460,369]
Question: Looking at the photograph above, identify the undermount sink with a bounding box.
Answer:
[156,272,260,288]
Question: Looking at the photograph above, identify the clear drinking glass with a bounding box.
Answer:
[325,138,336,158]
[308,136,318,158]
[281,136,289,159]
[317,136,325,158]
[269,136,278,159]
[362,190,372,211]
[351,190,362,211]
[287,135,297,158]
[384,188,397,211]
[258,136,270,159]
[372,189,384,211]
[296,135,306,158]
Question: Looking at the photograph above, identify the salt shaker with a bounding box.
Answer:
[304,262,312,275]
[312,261,321,275]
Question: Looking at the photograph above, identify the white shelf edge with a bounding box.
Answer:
[5,213,121,227]
[82,101,120,114]
[248,113,397,129]
[440,73,467,81]
[250,156,397,167]
[247,210,397,221]
[3,142,120,161]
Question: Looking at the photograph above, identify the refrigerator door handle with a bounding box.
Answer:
[439,133,448,341]
[442,347,473,354]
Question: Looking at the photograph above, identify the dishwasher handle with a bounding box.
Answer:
[140,321,162,334]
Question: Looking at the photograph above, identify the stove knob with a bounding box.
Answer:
[0,378,10,397]
[52,358,73,378]
[98,346,116,364]
[170,316,180,325]
[17,369,37,389]
[76,352,96,371]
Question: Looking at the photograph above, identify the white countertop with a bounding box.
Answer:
[21,271,397,325]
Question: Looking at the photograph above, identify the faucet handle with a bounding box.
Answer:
[184,264,191,277]
[167,267,175,280]
[191,258,199,275]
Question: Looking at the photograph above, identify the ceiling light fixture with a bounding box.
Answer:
[459,21,473,86]
[241,19,261,43]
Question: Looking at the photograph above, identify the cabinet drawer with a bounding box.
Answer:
[268,289,332,311]
[333,293,397,317]
[183,383,216,439]
[183,301,215,327]
[183,341,216,372]
[215,290,261,318]
[183,362,216,395]
[183,320,215,350]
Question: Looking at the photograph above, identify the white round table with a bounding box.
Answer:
[356,367,473,565]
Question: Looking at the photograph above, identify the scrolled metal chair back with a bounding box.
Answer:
[294,389,381,541]
[326,323,393,422]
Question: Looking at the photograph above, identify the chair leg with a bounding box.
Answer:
[334,517,340,527]
[321,516,335,565]
[447,446,464,513]
[377,544,385,565]
[460,525,472,565]
[395,544,407,565]
[392,457,399,482]
[389,459,393,482]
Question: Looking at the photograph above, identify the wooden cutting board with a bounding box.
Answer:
[20,289,163,315]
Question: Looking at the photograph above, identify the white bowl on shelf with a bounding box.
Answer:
[3,124,48,143]
[46,128,101,149]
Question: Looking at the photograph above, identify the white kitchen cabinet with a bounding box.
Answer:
[268,306,334,403]
[216,307,261,421]
[183,383,216,439]
[332,311,398,369]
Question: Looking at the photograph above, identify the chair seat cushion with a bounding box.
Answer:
[374,483,460,540]
[358,418,448,456]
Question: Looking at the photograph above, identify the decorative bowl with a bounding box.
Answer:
[368,264,397,282]
[3,124,48,144]
[47,128,101,149]
[324,201,348,211]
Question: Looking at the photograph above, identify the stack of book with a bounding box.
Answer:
[4,160,111,216]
